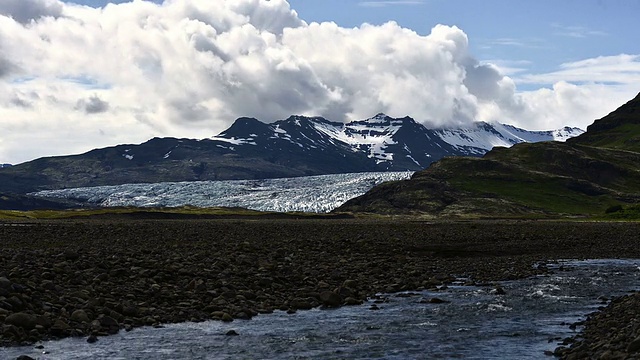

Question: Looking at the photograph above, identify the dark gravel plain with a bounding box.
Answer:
[1,218,639,358]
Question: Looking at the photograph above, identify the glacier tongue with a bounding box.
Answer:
[33,172,413,213]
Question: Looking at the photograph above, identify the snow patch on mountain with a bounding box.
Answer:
[210,136,256,146]
[435,122,584,153]
[206,114,584,171]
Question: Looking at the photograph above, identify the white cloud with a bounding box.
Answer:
[552,24,608,39]
[0,0,637,164]
[517,54,640,86]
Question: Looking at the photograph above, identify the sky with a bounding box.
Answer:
[0,0,639,164]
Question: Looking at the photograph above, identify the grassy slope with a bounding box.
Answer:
[337,93,640,218]
[570,92,640,152]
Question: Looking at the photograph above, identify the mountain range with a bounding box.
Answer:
[0,114,581,195]
[337,93,640,218]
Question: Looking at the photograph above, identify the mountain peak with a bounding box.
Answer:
[358,113,392,124]
[216,117,269,138]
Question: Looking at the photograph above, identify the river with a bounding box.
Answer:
[2,259,639,359]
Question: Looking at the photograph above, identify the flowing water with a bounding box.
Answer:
[3,259,640,359]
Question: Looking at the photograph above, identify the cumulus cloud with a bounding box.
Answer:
[0,0,637,164]
[0,0,63,24]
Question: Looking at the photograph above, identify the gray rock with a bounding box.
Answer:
[35,315,52,328]
[627,336,640,353]
[50,319,70,334]
[87,334,98,343]
[71,310,90,323]
[99,316,120,334]
[319,291,342,307]
[121,304,138,317]
[221,313,233,322]
[5,313,37,330]
[290,298,313,310]
[0,277,11,289]
[344,297,362,305]
[490,286,506,295]
[16,355,36,360]
[342,279,358,289]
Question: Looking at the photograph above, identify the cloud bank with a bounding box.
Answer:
[0,0,638,163]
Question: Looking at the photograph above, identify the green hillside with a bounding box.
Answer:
[569,92,640,152]
[336,93,640,218]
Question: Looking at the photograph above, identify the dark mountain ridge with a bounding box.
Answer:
[0,114,582,195]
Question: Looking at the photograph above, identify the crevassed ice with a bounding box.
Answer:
[32,172,414,213]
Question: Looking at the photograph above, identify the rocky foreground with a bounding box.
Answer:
[557,292,640,360]
[1,219,640,355]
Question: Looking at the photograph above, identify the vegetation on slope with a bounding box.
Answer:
[336,93,640,218]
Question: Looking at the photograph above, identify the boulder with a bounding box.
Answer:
[71,310,90,323]
[0,277,11,289]
[342,279,358,289]
[50,319,70,335]
[319,291,342,307]
[221,313,233,322]
[290,298,314,310]
[121,304,138,317]
[87,334,99,343]
[16,356,36,360]
[99,316,120,334]
[627,336,640,353]
[490,286,506,295]
[4,313,37,330]
[344,297,362,306]
[34,315,52,328]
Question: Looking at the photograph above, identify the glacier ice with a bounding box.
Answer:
[32,172,414,213]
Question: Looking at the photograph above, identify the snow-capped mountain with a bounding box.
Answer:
[0,114,583,194]
[434,122,584,156]
[211,114,583,170]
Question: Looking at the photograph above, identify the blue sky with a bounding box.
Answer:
[0,0,638,163]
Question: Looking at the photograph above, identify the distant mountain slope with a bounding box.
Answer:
[336,94,640,217]
[0,114,582,194]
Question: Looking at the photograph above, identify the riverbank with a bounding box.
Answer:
[1,219,639,350]
[557,291,640,359]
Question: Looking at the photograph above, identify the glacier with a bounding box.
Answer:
[33,172,413,213]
